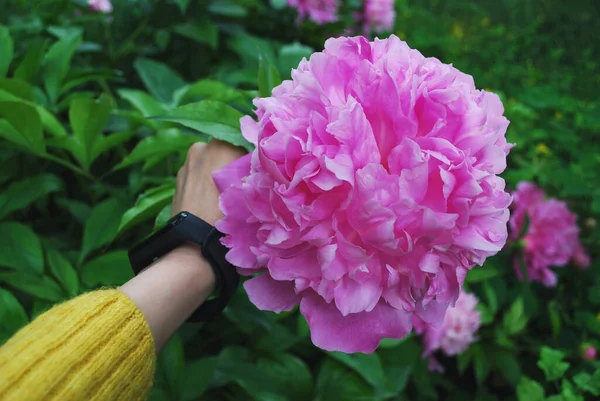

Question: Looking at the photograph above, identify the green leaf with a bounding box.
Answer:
[378,337,420,395]
[0,174,62,220]
[573,371,600,396]
[0,25,14,78]
[154,204,172,229]
[492,348,521,387]
[457,349,472,374]
[255,323,299,354]
[258,53,281,98]
[118,184,175,235]
[0,222,44,274]
[173,0,191,13]
[80,198,126,263]
[537,347,570,382]
[256,354,313,401]
[0,272,65,302]
[0,89,66,137]
[0,78,35,101]
[46,247,79,297]
[328,352,386,391]
[81,250,133,287]
[181,357,217,401]
[208,1,247,17]
[562,379,583,401]
[472,343,492,385]
[178,79,247,105]
[114,129,199,170]
[43,29,83,104]
[316,358,375,401]
[548,301,562,339]
[153,100,251,150]
[134,58,187,106]
[159,333,184,393]
[278,42,312,78]
[0,101,45,153]
[56,198,91,224]
[516,377,545,401]
[503,296,528,336]
[0,287,28,336]
[118,89,166,117]
[69,96,112,169]
[173,18,218,49]
[14,39,48,83]
[466,265,505,283]
[92,130,138,161]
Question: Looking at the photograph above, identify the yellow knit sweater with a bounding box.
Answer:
[0,289,155,401]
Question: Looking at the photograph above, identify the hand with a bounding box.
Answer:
[172,139,246,225]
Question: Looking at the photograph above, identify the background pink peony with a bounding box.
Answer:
[363,0,396,34]
[215,35,512,353]
[88,0,112,13]
[510,182,589,286]
[414,291,481,363]
[287,0,338,25]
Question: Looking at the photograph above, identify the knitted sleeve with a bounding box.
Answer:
[0,289,155,401]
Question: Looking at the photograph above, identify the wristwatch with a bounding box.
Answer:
[128,211,239,322]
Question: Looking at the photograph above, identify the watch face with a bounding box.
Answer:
[169,211,189,226]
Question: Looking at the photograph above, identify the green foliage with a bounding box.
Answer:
[0,0,599,400]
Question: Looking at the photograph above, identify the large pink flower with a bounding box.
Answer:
[363,0,396,34]
[510,182,589,286]
[88,0,112,13]
[414,291,481,359]
[215,35,512,353]
[287,0,338,25]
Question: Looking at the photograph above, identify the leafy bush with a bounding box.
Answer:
[1,0,599,400]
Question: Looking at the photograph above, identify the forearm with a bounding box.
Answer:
[120,244,216,352]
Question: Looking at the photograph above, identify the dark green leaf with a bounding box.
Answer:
[257,354,313,401]
[0,287,28,336]
[278,42,312,78]
[56,198,91,224]
[503,296,528,335]
[159,333,184,393]
[92,130,138,160]
[80,198,125,263]
[46,247,79,297]
[0,89,66,137]
[457,349,472,375]
[0,101,45,153]
[0,78,35,101]
[537,347,570,381]
[81,250,133,287]
[118,89,166,117]
[0,272,65,302]
[173,18,218,49]
[516,377,545,401]
[118,184,175,235]
[14,40,48,83]
[134,58,187,106]
[258,53,281,98]
[114,129,198,170]
[181,357,217,401]
[224,289,276,333]
[255,323,299,354]
[466,265,505,283]
[0,25,14,78]
[379,337,420,394]
[473,343,492,385]
[0,222,44,274]
[328,352,385,391]
[153,100,250,150]
[173,0,191,13]
[208,1,247,17]
[0,174,62,220]
[69,96,112,169]
[573,371,600,396]
[43,29,82,103]
[316,358,375,401]
[493,348,521,387]
[548,301,562,339]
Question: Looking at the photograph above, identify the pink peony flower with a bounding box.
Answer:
[363,0,396,34]
[88,0,112,13]
[287,0,338,25]
[510,182,588,286]
[414,291,481,360]
[214,35,512,353]
[582,345,597,361]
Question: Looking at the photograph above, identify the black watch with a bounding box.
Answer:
[128,211,239,322]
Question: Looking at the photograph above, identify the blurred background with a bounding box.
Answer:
[0,1,599,400]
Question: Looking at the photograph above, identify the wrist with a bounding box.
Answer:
[161,243,217,295]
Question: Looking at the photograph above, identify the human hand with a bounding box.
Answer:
[172,139,246,225]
